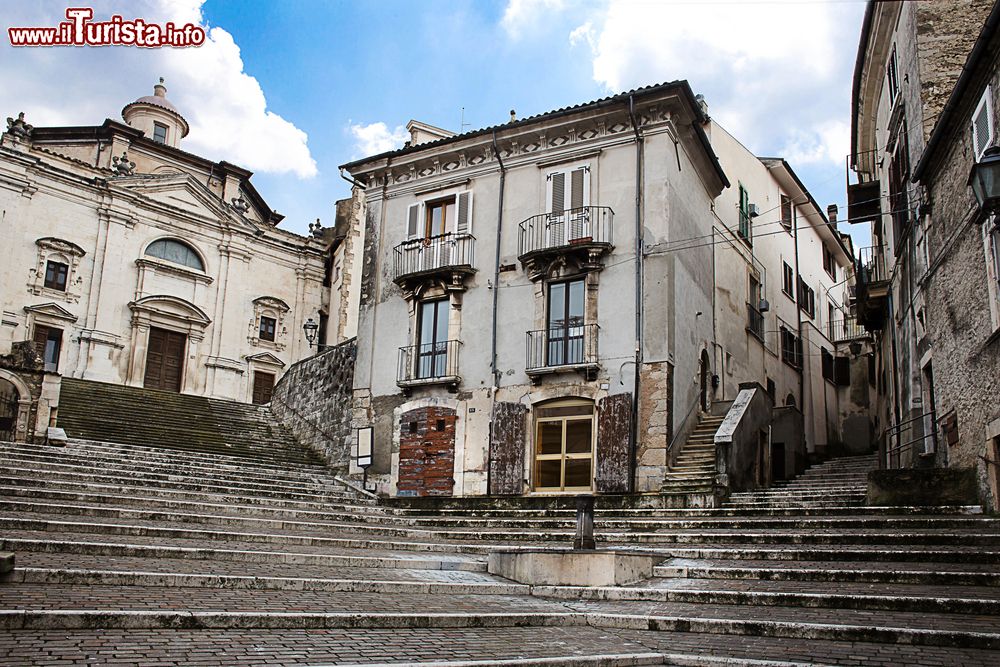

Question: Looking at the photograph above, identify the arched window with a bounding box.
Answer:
[145,239,204,271]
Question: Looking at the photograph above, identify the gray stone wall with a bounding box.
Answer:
[922,58,1000,511]
[270,339,357,470]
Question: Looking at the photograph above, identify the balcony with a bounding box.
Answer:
[746,302,764,341]
[829,315,870,343]
[525,323,599,382]
[517,207,613,280]
[392,233,476,291]
[847,149,881,225]
[397,340,461,392]
[855,245,890,331]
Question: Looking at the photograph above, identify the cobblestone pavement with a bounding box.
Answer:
[2,626,999,666]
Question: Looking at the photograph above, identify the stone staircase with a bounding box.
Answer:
[1,437,999,665]
[726,453,876,510]
[659,414,724,497]
[57,378,322,465]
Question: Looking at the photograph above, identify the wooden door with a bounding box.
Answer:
[144,327,186,392]
[252,371,275,405]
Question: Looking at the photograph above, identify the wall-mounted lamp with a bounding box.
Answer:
[970,146,1000,213]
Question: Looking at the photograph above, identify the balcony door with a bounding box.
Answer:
[534,399,594,492]
[547,279,585,366]
[417,299,449,379]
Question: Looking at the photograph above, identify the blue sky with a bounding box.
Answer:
[2,0,869,248]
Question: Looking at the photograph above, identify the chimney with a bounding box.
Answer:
[509,109,516,122]
[827,204,839,224]
[695,94,709,117]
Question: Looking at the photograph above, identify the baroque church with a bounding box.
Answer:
[0,80,351,442]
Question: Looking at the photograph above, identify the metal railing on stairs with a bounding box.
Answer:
[883,409,938,469]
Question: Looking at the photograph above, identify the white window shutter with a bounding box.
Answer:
[549,171,566,214]
[455,191,473,235]
[973,86,994,160]
[406,203,421,239]
[570,166,589,210]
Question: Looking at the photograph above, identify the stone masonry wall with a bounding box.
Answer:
[635,361,673,492]
[922,56,1000,511]
[270,339,357,470]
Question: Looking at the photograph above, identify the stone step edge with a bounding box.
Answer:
[0,610,996,649]
[328,654,669,667]
[10,567,997,616]
[0,538,488,570]
[655,565,1000,586]
[6,567,523,595]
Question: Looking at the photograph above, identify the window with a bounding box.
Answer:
[547,279,585,366]
[258,316,277,342]
[405,191,473,240]
[44,261,68,291]
[886,45,900,106]
[32,324,62,372]
[822,246,837,280]
[766,378,776,402]
[747,275,764,340]
[821,347,834,383]
[548,166,590,215]
[534,400,594,492]
[417,299,449,379]
[738,183,751,241]
[145,239,204,271]
[780,327,802,370]
[782,262,795,299]
[972,85,994,160]
[780,195,793,233]
[888,121,913,244]
[797,278,816,319]
[153,122,168,144]
[828,303,837,339]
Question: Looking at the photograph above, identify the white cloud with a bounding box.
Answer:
[502,0,566,39]
[348,121,408,157]
[0,0,316,178]
[528,0,863,168]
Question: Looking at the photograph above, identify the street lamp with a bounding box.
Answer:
[302,317,319,348]
[970,146,1000,212]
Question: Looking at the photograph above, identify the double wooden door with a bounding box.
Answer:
[144,327,186,392]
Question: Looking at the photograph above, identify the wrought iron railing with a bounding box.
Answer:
[397,340,461,384]
[526,323,599,371]
[856,245,888,285]
[517,206,613,258]
[392,233,475,281]
[884,410,937,469]
[847,149,879,187]
[746,302,764,340]
[829,315,868,342]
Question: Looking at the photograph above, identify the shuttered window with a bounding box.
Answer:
[973,86,995,160]
[406,190,474,240]
[547,166,589,214]
[780,195,793,233]
[886,45,900,107]
[738,184,751,240]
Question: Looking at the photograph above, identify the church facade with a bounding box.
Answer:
[0,80,334,438]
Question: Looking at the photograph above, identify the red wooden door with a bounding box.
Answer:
[144,327,186,392]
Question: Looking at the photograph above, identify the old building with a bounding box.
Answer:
[0,80,350,441]
[848,1,993,491]
[340,81,863,499]
[909,2,1000,510]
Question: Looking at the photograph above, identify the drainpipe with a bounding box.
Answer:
[627,95,644,494]
[340,167,365,189]
[792,205,806,459]
[487,129,507,496]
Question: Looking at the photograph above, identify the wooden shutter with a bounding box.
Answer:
[569,167,588,209]
[549,171,566,214]
[973,86,994,159]
[595,393,631,493]
[834,357,851,387]
[455,191,473,235]
[488,402,526,495]
[406,203,421,239]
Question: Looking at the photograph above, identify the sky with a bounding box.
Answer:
[1,0,869,248]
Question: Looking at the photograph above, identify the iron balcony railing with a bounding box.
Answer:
[847,148,879,187]
[829,315,868,343]
[517,206,613,258]
[856,245,888,285]
[526,323,599,371]
[397,340,461,384]
[392,233,475,282]
[746,302,764,340]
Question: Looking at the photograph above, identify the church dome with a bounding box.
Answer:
[122,78,189,146]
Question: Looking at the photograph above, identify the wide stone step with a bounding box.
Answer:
[656,561,1000,587]
[660,546,1000,564]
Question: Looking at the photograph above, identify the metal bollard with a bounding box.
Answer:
[573,494,596,550]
